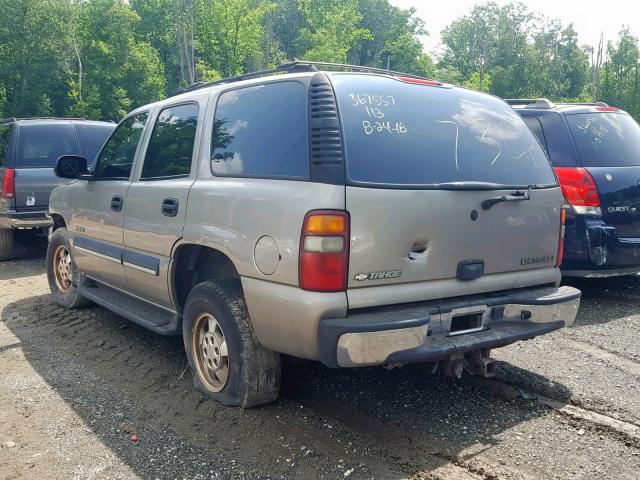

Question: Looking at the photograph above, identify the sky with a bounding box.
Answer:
[389,0,639,57]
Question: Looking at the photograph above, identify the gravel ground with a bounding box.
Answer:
[1,237,639,479]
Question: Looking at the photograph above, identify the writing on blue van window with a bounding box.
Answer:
[577,116,609,143]
[349,93,407,135]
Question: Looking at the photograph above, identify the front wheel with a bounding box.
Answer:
[46,227,90,308]
[183,279,281,408]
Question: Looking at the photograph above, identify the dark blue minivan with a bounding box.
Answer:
[510,99,640,277]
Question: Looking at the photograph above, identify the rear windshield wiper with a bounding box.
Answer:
[434,181,553,191]
[481,186,532,210]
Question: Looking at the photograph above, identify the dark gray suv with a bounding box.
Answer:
[47,62,581,408]
[0,118,114,260]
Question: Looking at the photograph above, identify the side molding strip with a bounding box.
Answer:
[73,236,160,276]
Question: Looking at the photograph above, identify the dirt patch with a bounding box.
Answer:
[1,256,639,479]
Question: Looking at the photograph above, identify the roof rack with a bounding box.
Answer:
[505,98,611,109]
[0,117,87,123]
[504,98,556,109]
[169,60,435,97]
[554,101,609,107]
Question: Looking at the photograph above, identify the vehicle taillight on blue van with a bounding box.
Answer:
[553,167,602,216]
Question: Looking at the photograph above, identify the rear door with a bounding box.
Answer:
[565,112,640,238]
[13,121,78,210]
[331,75,563,306]
[123,102,201,308]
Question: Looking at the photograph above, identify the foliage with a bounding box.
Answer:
[0,0,638,122]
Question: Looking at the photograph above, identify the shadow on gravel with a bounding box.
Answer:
[2,285,575,479]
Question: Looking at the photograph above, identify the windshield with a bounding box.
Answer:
[566,112,640,167]
[332,74,556,188]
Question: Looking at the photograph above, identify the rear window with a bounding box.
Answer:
[75,123,115,166]
[0,124,11,167]
[16,123,79,168]
[332,75,556,187]
[566,112,640,167]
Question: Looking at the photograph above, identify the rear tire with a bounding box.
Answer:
[183,279,281,408]
[46,227,90,308]
[0,228,15,261]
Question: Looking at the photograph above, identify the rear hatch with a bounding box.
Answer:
[566,111,640,238]
[331,74,563,304]
[13,121,79,210]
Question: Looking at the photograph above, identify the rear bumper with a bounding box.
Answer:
[0,210,52,229]
[318,285,581,368]
[563,217,640,277]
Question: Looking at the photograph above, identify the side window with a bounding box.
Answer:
[211,81,309,179]
[94,113,148,180]
[0,124,12,167]
[521,116,548,155]
[75,123,116,166]
[539,113,579,167]
[141,103,199,179]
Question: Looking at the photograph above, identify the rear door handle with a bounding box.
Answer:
[162,198,179,217]
[111,196,123,212]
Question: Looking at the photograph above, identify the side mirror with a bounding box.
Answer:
[55,155,89,179]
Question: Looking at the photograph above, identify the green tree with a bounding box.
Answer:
[66,0,165,120]
[297,0,372,63]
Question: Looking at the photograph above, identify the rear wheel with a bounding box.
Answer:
[0,228,14,261]
[46,228,90,308]
[183,279,281,408]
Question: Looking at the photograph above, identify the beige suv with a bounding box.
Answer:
[47,62,581,407]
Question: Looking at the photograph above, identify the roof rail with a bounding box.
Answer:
[504,98,555,109]
[1,117,87,123]
[554,101,610,107]
[169,60,436,97]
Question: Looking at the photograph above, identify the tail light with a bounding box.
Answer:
[556,207,566,267]
[299,210,349,292]
[1,168,15,199]
[553,167,601,215]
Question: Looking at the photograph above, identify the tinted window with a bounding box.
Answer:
[95,113,148,180]
[75,123,115,166]
[142,103,199,179]
[211,82,309,179]
[539,113,578,167]
[521,116,548,155]
[566,113,640,167]
[0,124,11,167]
[332,75,556,187]
[16,123,79,168]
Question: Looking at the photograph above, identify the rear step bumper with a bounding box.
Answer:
[318,285,581,368]
[0,210,52,229]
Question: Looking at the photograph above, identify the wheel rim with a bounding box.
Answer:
[53,245,72,293]
[192,312,229,392]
